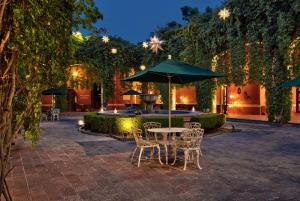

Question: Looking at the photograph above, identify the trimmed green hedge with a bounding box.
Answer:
[84,113,226,135]
[84,113,184,135]
[190,114,226,130]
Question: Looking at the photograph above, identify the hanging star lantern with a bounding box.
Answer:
[149,35,164,53]
[142,41,149,49]
[218,8,230,20]
[102,35,110,43]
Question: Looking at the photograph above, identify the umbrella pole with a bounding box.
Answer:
[168,76,171,129]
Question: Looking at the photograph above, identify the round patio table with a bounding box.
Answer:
[147,127,190,164]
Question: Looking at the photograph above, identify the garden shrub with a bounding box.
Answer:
[190,113,226,130]
[84,113,184,135]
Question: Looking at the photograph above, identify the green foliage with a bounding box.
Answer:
[75,35,143,105]
[84,113,184,135]
[3,0,102,144]
[190,114,226,130]
[55,95,68,112]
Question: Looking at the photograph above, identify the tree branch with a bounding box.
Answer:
[0,29,10,53]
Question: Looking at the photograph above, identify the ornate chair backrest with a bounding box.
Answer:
[143,122,161,140]
[181,128,204,148]
[52,108,60,115]
[189,122,201,129]
[132,128,143,146]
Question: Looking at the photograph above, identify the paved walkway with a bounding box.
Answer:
[6,116,300,201]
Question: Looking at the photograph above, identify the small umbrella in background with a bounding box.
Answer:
[281,76,300,88]
[121,89,142,108]
[123,59,223,128]
[42,87,67,108]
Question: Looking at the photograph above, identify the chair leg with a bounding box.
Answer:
[164,144,168,165]
[183,149,189,171]
[199,148,203,157]
[171,146,177,165]
[131,147,137,163]
[196,150,202,170]
[150,147,154,160]
[156,145,163,165]
[137,147,144,167]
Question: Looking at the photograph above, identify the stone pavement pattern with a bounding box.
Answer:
[6,116,300,201]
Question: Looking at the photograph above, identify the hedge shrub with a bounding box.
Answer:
[84,113,225,135]
[84,113,184,135]
[190,114,226,130]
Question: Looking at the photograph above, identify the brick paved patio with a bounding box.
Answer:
[6,116,300,201]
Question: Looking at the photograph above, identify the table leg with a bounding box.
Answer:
[164,144,168,165]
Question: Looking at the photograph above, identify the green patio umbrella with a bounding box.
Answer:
[122,89,142,107]
[281,76,300,88]
[42,87,67,108]
[121,89,142,96]
[42,87,67,95]
[123,60,223,128]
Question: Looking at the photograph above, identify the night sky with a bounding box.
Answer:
[90,0,223,44]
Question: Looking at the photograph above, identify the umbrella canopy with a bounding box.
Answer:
[121,89,142,96]
[123,60,223,128]
[281,76,300,88]
[42,87,67,95]
[123,60,223,84]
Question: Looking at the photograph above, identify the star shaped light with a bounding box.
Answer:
[149,35,164,53]
[218,8,230,20]
[102,35,110,43]
[142,42,149,49]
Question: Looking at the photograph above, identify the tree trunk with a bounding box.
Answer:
[0,1,18,200]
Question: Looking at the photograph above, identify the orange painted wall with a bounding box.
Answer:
[176,86,196,104]
[226,83,261,115]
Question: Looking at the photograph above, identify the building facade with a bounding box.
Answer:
[41,64,300,122]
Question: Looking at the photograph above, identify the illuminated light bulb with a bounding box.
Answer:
[192,107,195,112]
[218,8,230,20]
[102,35,109,43]
[142,42,149,49]
[149,35,164,53]
[233,101,238,106]
[100,107,104,113]
[114,108,118,114]
[72,71,78,78]
[229,94,235,99]
[111,48,117,54]
[78,120,85,127]
[140,65,146,71]
[168,55,172,60]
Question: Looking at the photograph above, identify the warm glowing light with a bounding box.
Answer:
[233,101,239,106]
[102,35,110,43]
[229,94,235,99]
[168,55,172,60]
[192,107,195,112]
[114,108,118,114]
[72,71,79,78]
[78,120,85,127]
[140,65,146,71]
[150,35,164,53]
[99,107,104,113]
[218,8,230,20]
[111,48,117,54]
[142,42,149,49]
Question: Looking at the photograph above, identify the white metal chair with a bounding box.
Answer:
[172,128,204,170]
[51,108,60,120]
[143,122,161,141]
[131,128,162,167]
[187,122,201,129]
